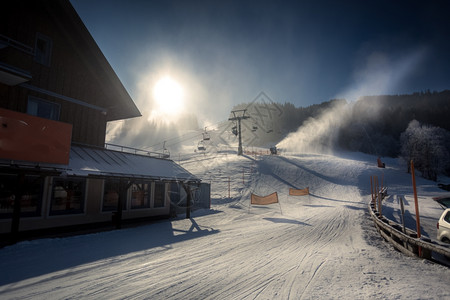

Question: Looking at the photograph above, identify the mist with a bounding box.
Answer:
[105,53,204,153]
[276,48,428,154]
[104,36,277,153]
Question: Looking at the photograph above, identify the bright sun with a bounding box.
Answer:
[153,76,184,116]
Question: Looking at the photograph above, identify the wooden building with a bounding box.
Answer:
[0,0,203,237]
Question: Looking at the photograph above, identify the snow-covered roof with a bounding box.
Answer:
[66,145,199,182]
[0,145,199,182]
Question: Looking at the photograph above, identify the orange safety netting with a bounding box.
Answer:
[251,192,279,205]
[289,187,309,196]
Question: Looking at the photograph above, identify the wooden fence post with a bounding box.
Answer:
[370,176,373,204]
[398,195,406,234]
[410,160,422,257]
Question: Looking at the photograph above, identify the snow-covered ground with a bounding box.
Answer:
[0,150,449,299]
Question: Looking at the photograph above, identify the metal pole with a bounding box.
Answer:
[238,118,243,155]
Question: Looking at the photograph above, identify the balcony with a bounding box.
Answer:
[0,108,72,165]
[0,34,33,85]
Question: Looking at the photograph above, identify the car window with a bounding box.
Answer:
[444,212,450,223]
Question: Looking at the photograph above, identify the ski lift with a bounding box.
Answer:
[231,126,238,136]
[202,132,210,141]
[197,140,206,151]
[162,141,170,158]
[162,148,170,158]
[252,123,258,132]
[202,127,210,140]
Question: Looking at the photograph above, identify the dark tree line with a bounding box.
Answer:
[233,90,450,179]
[339,90,450,158]
[338,90,450,179]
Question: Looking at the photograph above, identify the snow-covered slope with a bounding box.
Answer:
[0,150,449,299]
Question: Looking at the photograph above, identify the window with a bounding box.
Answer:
[169,183,180,204]
[102,179,124,212]
[34,33,52,66]
[168,183,188,207]
[27,97,60,121]
[50,178,85,215]
[0,173,43,218]
[130,182,151,209]
[445,212,450,224]
[154,182,165,208]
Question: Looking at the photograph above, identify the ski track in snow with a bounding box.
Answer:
[0,151,449,299]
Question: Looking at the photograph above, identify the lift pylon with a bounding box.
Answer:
[228,109,250,155]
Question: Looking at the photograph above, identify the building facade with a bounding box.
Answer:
[0,0,204,238]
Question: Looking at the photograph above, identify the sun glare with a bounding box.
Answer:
[153,76,184,116]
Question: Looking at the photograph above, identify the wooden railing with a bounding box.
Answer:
[368,200,450,265]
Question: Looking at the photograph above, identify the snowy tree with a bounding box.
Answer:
[400,120,450,181]
[400,120,421,173]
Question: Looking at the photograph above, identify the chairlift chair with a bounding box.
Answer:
[162,141,170,158]
[162,148,170,158]
[197,140,206,151]
[231,126,238,136]
[202,132,210,141]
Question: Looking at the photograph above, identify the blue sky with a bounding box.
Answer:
[71,0,450,125]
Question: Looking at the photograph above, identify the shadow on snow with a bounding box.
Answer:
[0,217,220,286]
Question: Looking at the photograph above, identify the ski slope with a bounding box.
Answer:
[0,151,449,299]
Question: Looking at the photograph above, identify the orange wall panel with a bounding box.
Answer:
[0,108,72,164]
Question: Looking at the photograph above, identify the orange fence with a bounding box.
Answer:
[251,192,279,205]
[289,187,309,196]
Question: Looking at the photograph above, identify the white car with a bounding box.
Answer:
[437,208,450,243]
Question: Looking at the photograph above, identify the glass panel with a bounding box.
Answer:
[27,97,60,121]
[169,182,180,204]
[34,33,52,66]
[130,182,150,209]
[102,179,122,212]
[50,178,85,215]
[0,174,43,218]
[154,182,165,208]
[35,38,46,62]
[27,100,38,116]
[445,212,450,223]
